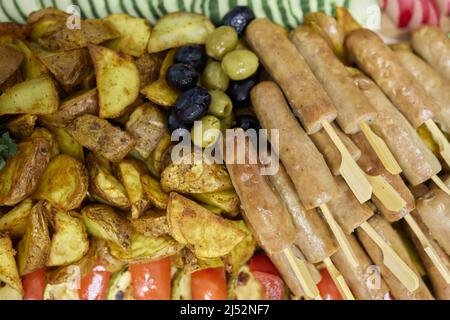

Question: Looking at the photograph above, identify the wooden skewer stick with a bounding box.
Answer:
[425,119,450,169]
[365,175,406,212]
[431,175,450,196]
[404,214,450,284]
[284,248,322,300]
[359,122,402,175]
[359,222,420,292]
[323,257,355,300]
[320,204,359,268]
[321,120,372,203]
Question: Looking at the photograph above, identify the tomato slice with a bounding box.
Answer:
[317,268,342,300]
[129,258,171,300]
[23,268,47,300]
[249,253,280,277]
[252,271,285,300]
[79,264,111,300]
[191,267,227,300]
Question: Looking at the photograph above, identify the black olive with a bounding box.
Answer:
[221,6,255,36]
[174,45,207,71]
[175,86,211,124]
[227,74,258,108]
[167,109,191,133]
[166,63,199,91]
[236,114,261,131]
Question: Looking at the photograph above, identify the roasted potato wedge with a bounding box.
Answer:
[30,128,60,158]
[5,114,37,139]
[141,175,169,209]
[135,52,165,88]
[167,193,245,259]
[191,190,240,217]
[161,154,233,194]
[104,14,151,57]
[0,22,30,39]
[38,48,92,92]
[0,65,23,93]
[141,79,180,108]
[46,210,89,267]
[108,232,183,263]
[0,45,24,86]
[126,103,167,159]
[46,126,85,162]
[114,159,150,219]
[0,138,51,206]
[87,153,130,210]
[34,154,88,211]
[0,199,33,239]
[89,45,140,119]
[66,114,135,163]
[223,221,256,274]
[148,12,214,53]
[94,239,127,273]
[0,76,59,115]
[130,210,169,237]
[81,204,132,251]
[40,89,99,128]
[17,202,51,275]
[173,247,224,274]
[0,232,23,295]
[14,40,48,80]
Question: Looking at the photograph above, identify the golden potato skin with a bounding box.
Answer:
[0,232,23,295]
[0,45,24,86]
[34,154,88,211]
[5,114,37,139]
[66,114,135,163]
[130,210,169,238]
[135,52,165,88]
[0,138,51,206]
[17,202,51,275]
[0,199,33,239]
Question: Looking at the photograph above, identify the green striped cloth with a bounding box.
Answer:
[0,0,380,29]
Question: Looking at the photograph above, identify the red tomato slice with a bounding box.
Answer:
[129,258,171,300]
[249,254,280,277]
[22,268,47,300]
[252,271,284,300]
[317,268,342,300]
[79,264,111,300]
[191,267,227,300]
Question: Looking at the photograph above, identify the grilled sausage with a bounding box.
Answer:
[346,29,439,128]
[356,215,434,300]
[412,25,450,81]
[331,233,391,300]
[290,26,376,134]
[353,74,441,186]
[251,81,338,209]
[395,50,450,134]
[246,19,337,134]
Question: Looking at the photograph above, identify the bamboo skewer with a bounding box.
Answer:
[425,119,450,170]
[321,120,372,203]
[431,175,450,196]
[323,257,355,300]
[359,222,420,292]
[320,204,359,268]
[404,214,450,284]
[284,248,322,300]
[359,122,402,175]
[365,175,406,212]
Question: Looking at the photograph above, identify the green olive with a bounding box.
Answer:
[221,50,259,81]
[220,113,236,131]
[208,90,233,119]
[191,115,222,148]
[202,61,230,91]
[205,26,238,60]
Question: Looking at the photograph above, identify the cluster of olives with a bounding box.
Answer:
[167,6,261,148]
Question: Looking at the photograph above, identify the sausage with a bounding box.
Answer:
[224,129,297,253]
[351,132,415,222]
[290,26,376,134]
[267,161,338,263]
[246,19,337,134]
[407,212,450,300]
[251,81,338,209]
[353,74,441,186]
[395,50,450,134]
[412,25,450,81]
[345,29,439,128]
[415,178,450,256]
[326,177,374,235]
[311,123,361,176]
[356,215,434,300]
[331,233,391,300]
